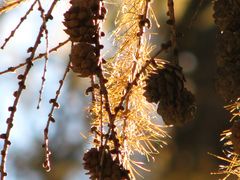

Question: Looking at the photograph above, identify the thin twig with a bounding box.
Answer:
[0,0,59,179]
[37,0,49,109]
[1,0,37,49]
[0,39,70,75]
[42,60,71,172]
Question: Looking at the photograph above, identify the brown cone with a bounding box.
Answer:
[143,63,196,125]
[83,148,130,180]
[157,88,196,125]
[70,43,99,77]
[64,6,97,43]
[63,0,107,43]
[143,64,185,104]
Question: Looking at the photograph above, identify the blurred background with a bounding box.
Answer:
[0,0,231,179]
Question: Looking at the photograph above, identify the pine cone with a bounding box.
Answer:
[143,63,196,125]
[64,6,96,43]
[230,120,240,154]
[83,148,130,180]
[70,43,99,77]
[143,64,185,104]
[63,0,107,43]
[157,88,196,125]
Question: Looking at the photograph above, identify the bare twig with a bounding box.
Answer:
[42,60,71,172]
[1,0,38,49]
[0,39,70,75]
[36,0,49,109]
[0,0,60,178]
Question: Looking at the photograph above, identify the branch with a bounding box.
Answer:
[42,60,71,172]
[36,0,49,109]
[0,0,60,178]
[1,0,37,49]
[0,39,70,75]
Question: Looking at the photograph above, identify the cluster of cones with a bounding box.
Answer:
[83,147,130,180]
[143,62,196,125]
[63,0,106,77]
